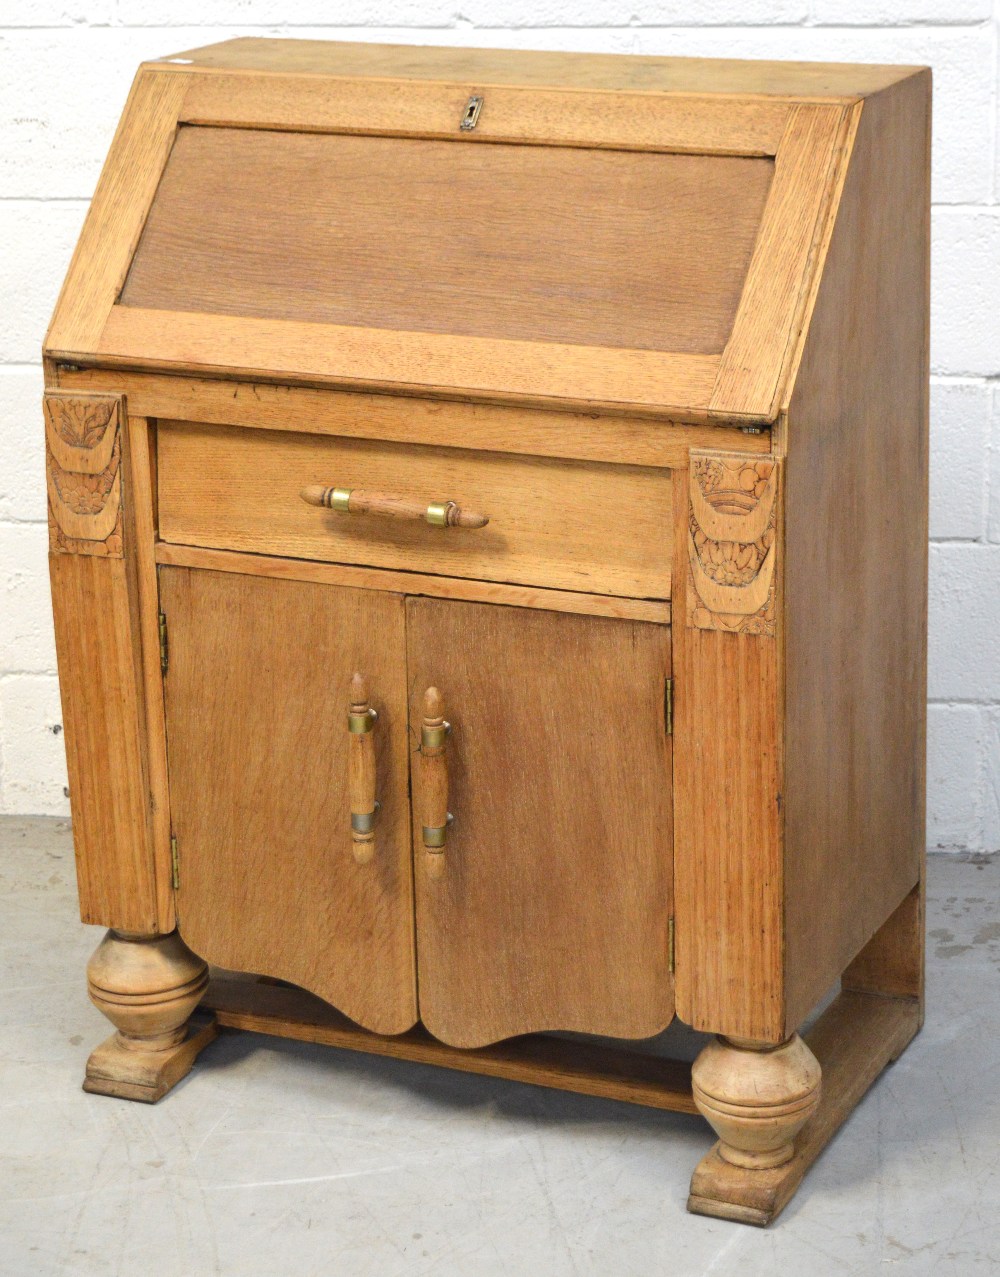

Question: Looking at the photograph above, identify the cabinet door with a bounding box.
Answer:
[160,566,416,1035]
[407,598,673,1048]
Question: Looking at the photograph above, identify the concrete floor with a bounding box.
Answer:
[1,816,997,1276]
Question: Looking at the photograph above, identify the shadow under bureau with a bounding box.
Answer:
[44,37,930,1226]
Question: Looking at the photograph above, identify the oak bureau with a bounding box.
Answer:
[44,38,930,1225]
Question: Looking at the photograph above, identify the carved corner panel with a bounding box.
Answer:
[45,391,125,557]
[686,451,779,637]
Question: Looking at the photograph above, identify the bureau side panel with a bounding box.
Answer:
[673,454,784,1042]
[782,72,930,1031]
[46,391,159,932]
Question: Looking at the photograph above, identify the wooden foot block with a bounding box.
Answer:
[83,1009,218,1103]
[687,991,920,1226]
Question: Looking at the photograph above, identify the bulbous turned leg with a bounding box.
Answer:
[691,1033,822,1170]
[83,930,217,1103]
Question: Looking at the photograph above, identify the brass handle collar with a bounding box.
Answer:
[348,707,377,734]
[422,812,454,850]
[421,719,451,750]
[352,802,381,836]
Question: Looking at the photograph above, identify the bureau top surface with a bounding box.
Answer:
[165,37,922,102]
[45,39,929,426]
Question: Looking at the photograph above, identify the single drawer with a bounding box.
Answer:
[157,421,672,599]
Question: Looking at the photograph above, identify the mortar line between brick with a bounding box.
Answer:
[4,19,993,29]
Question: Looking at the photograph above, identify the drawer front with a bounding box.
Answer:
[157,422,672,599]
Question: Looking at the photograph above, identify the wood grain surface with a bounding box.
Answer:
[842,882,924,1006]
[174,64,794,157]
[97,305,722,419]
[406,598,674,1048]
[122,127,771,355]
[710,103,851,422]
[688,990,920,1225]
[123,416,175,931]
[418,686,450,881]
[46,392,161,933]
[44,392,123,554]
[43,42,930,1222]
[45,70,186,358]
[780,72,930,1032]
[56,367,773,469]
[157,421,674,599]
[165,37,924,100]
[204,975,697,1115]
[159,566,417,1035]
[50,553,158,932]
[672,465,783,1042]
[153,542,672,625]
[347,672,378,866]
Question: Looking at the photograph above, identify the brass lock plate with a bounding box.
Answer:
[460,95,484,131]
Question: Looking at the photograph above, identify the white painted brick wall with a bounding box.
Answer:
[0,3,997,856]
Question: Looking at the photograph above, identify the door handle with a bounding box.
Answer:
[348,673,379,864]
[420,686,452,879]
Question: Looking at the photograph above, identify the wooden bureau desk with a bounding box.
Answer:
[44,38,929,1225]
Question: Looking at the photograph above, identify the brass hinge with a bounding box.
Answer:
[668,916,675,974]
[158,611,168,674]
[664,677,673,735]
[170,834,179,890]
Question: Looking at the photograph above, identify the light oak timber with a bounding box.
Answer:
[688,991,920,1226]
[153,543,672,625]
[842,881,924,1009]
[773,105,862,436]
[123,128,772,354]
[85,1011,217,1104]
[51,554,158,930]
[44,40,930,1227]
[84,929,214,1103]
[710,103,853,422]
[44,392,124,553]
[672,461,784,1043]
[177,70,792,155]
[55,368,774,468]
[45,70,186,358]
[44,46,922,429]
[44,395,119,475]
[95,307,722,421]
[780,71,930,1033]
[126,416,174,932]
[157,421,674,601]
[347,673,378,867]
[46,392,160,933]
[160,566,418,1036]
[685,452,778,636]
[164,37,924,101]
[301,485,489,530]
[418,686,450,882]
[691,1033,822,1170]
[406,598,674,1048]
[203,975,697,1115]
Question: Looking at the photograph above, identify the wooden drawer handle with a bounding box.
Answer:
[348,673,379,865]
[420,687,452,879]
[301,486,489,529]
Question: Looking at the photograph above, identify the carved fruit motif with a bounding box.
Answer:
[46,396,116,448]
[44,392,124,556]
[687,453,778,637]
